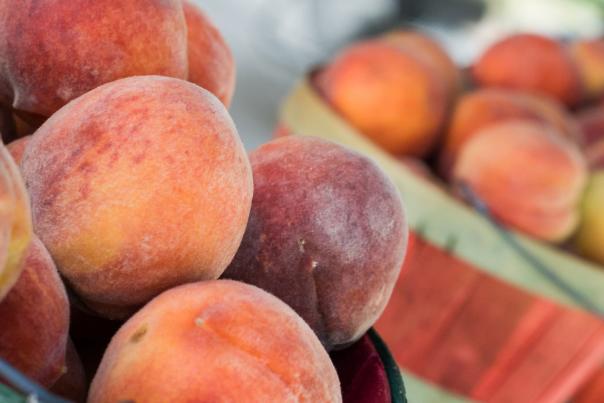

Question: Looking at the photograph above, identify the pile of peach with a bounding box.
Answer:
[0,1,409,402]
[313,31,604,266]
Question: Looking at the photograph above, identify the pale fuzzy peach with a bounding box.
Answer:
[453,120,587,242]
[440,88,580,177]
[0,0,188,116]
[88,280,342,403]
[7,135,31,166]
[21,76,253,318]
[183,1,235,106]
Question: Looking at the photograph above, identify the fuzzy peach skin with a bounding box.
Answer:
[316,39,448,156]
[88,280,342,403]
[0,0,188,117]
[472,33,582,106]
[0,237,69,387]
[382,29,461,98]
[224,137,407,350]
[439,88,580,177]
[577,104,604,147]
[0,143,32,302]
[50,339,88,403]
[184,1,235,107]
[453,120,587,242]
[569,38,604,101]
[7,135,31,166]
[21,76,253,319]
[576,104,604,169]
[590,142,604,170]
[574,172,604,265]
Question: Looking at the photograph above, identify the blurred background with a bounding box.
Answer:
[192,0,604,149]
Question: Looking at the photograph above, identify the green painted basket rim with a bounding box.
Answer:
[369,329,408,403]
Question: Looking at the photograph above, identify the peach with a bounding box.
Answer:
[0,0,188,117]
[183,1,235,107]
[6,135,31,166]
[472,34,582,106]
[453,120,587,242]
[224,136,408,350]
[50,339,88,403]
[577,104,604,146]
[570,38,604,100]
[439,88,580,177]
[88,280,341,402]
[21,76,253,319]
[0,143,32,301]
[576,105,604,169]
[573,171,604,265]
[589,142,604,170]
[0,237,69,387]
[316,39,448,156]
[382,29,461,97]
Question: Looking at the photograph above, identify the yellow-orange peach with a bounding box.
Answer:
[317,39,448,156]
[21,76,253,319]
[473,34,582,106]
[574,172,604,265]
[183,1,235,106]
[88,280,342,402]
[0,237,69,387]
[0,0,188,117]
[224,137,407,350]
[570,38,604,101]
[0,143,32,301]
[439,88,579,177]
[382,29,461,97]
[7,135,31,166]
[453,120,587,242]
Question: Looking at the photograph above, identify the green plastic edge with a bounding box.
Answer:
[0,384,26,403]
[370,328,471,403]
[368,329,407,403]
[280,79,604,314]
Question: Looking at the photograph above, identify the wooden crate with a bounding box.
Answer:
[279,79,604,403]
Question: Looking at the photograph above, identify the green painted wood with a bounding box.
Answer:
[0,384,26,403]
[280,79,604,313]
[401,370,473,403]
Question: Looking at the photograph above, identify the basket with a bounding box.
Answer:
[278,77,604,403]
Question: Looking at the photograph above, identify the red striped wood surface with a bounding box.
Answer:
[376,233,604,403]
